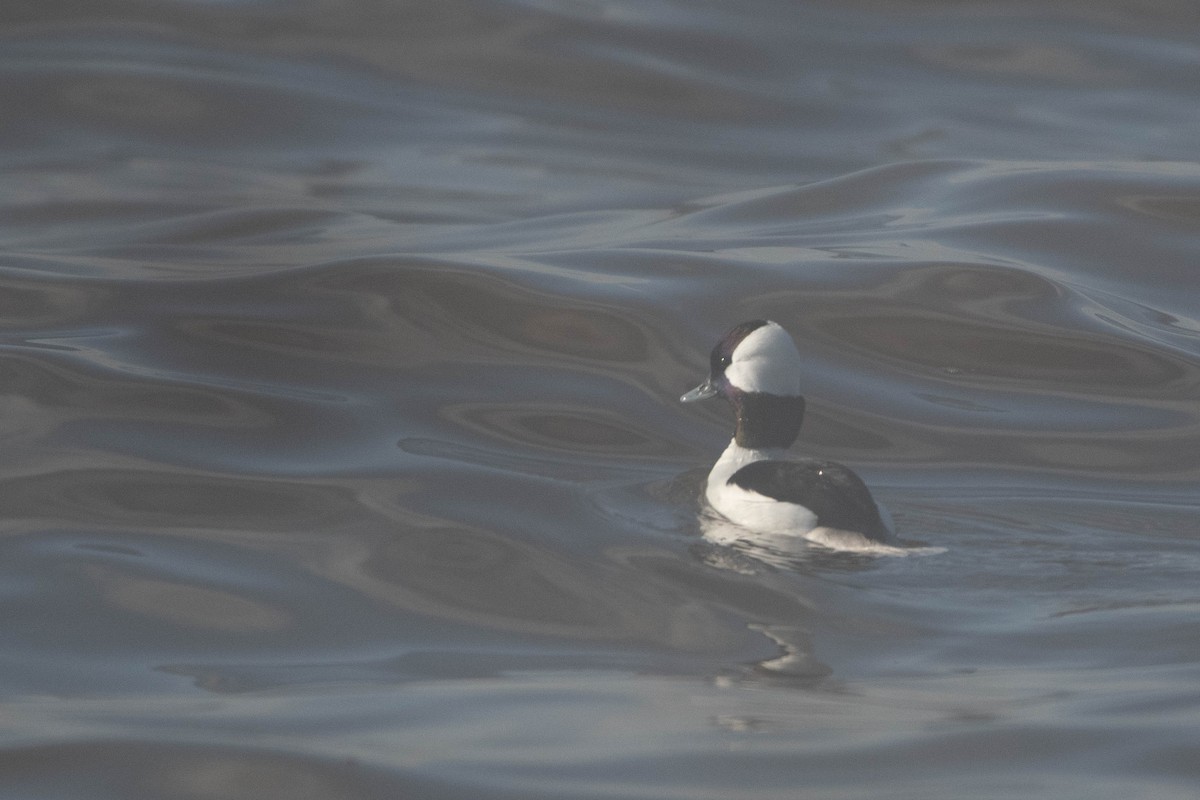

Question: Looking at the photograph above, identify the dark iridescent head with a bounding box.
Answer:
[681,320,806,448]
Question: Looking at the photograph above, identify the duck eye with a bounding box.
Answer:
[718,354,731,367]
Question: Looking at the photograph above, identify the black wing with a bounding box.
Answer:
[728,458,889,541]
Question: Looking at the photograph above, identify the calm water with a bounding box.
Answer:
[2,1,1200,797]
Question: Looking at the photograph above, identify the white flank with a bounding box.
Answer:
[705,439,818,533]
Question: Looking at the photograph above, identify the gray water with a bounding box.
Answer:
[3,1,1200,797]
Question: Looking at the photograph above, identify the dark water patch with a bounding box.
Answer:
[4,668,1197,799]
[0,347,270,430]
[127,207,355,248]
[362,262,651,362]
[824,308,1186,389]
[0,469,356,530]
[439,403,673,458]
[0,529,367,694]
[0,739,468,800]
[0,515,771,695]
[396,437,667,483]
[0,33,454,154]
[349,523,744,646]
[855,493,1200,651]
[0,270,110,328]
[413,280,647,362]
[177,317,391,364]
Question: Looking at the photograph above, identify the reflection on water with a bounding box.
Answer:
[3,0,1200,797]
[86,564,293,633]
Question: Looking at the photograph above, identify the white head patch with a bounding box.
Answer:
[724,322,803,395]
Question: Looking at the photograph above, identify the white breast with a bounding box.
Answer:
[704,439,818,534]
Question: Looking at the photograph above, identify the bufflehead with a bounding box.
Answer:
[681,320,893,548]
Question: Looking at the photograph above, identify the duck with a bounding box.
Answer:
[680,319,893,548]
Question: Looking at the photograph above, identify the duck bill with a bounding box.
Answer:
[680,376,719,403]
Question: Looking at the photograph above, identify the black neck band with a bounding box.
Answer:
[733,393,805,449]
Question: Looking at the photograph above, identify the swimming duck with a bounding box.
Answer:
[681,319,892,546]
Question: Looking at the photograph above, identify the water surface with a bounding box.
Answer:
[2,1,1200,798]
